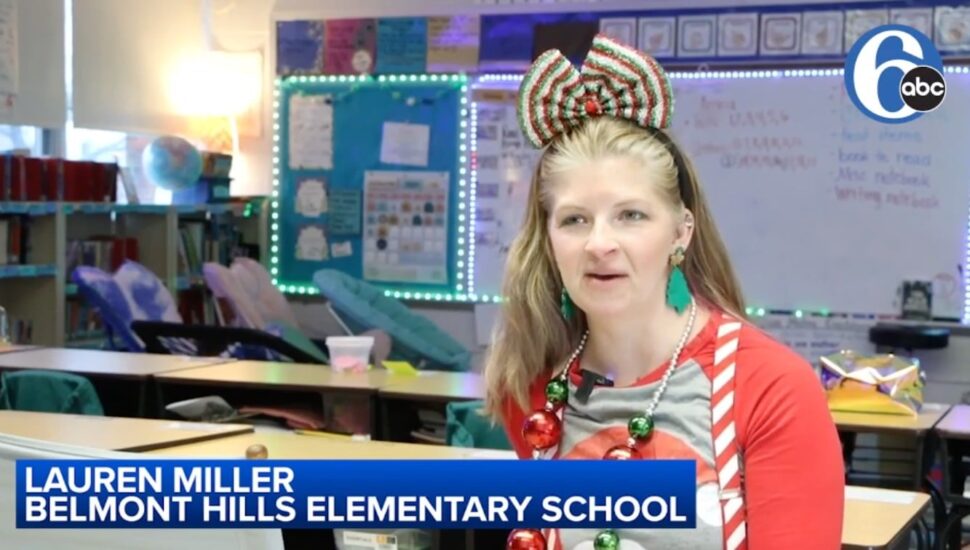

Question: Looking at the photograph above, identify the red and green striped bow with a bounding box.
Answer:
[517,34,675,149]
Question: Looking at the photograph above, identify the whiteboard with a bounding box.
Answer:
[471,71,970,318]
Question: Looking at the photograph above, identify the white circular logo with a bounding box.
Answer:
[844,25,945,124]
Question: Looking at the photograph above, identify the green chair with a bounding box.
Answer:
[0,370,104,415]
[445,400,512,450]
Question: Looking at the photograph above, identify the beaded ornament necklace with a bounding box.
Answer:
[507,297,698,550]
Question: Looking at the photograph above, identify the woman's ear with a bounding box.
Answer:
[675,209,695,249]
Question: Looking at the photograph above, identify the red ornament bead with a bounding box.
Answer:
[603,444,641,460]
[585,98,600,115]
[507,528,546,550]
[523,410,562,450]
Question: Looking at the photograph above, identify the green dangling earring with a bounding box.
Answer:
[560,287,575,320]
[667,246,691,314]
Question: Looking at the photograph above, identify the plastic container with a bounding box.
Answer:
[326,335,374,372]
[334,528,434,550]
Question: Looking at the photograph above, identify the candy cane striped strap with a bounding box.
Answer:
[712,318,747,550]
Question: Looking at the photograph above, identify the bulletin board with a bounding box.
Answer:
[273,75,468,296]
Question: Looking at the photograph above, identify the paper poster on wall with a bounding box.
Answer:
[295,178,328,217]
[381,122,431,167]
[331,241,353,258]
[362,170,449,284]
[0,0,17,94]
[295,225,329,261]
[427,15,481,72]
[276,20,325,75]
[328,189,362,235]
[288,94,334,170]
[325,19,377,74]
[376,18,427,74]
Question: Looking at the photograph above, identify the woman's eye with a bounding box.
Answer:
[560,214,586,226]
[620,210,647,221]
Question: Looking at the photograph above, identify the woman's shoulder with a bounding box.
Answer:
[731,320,827,419]
[733,320,817,381]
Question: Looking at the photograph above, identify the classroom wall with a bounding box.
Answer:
[67,0,970,404]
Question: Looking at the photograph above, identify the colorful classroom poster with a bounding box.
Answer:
[324,19,377,74]
[362,170,449,284]
[427,15,481,72]
[328,189,362,235]
[276,20,325,75]
[288,94,333,170]
[376,18,427,74]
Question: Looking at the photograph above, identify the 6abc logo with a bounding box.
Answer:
[845,24,946,123]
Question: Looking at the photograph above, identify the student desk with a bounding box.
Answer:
[842,486,931,549]
[147,430,513,460]
[0,348,230,416]
[0,344,36,355]
[149,430,512,550]
[154,361,390,437]
[152,434,924,550]
[0,410,253,452]
[929,404,970,548]
[832,403,950,490]
[377,372,483,443]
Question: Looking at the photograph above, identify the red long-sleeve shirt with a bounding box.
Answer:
[501,315,845,549]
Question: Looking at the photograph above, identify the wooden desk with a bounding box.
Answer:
[930,404,970,548]
[934,403,970,440]
[832,403,950,435]
[842,486,930,549]
[0,344,36,355]
[0,348,230,416]
[377,372,483,443]
[833,403,950,491]
[379,371,483,402]
[148,431,515,460]
[0,347,228,379]
[155,361,390,437]
[155,360,389,393]
[0,410,253,452]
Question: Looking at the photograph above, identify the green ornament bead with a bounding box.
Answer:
[593,529,620,550]
[545,379,568,405]
[628,415,653,439]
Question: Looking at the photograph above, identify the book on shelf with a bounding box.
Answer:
[0,155,118,202]
[65,300,103,342]
[0,215,30,265]
[65,237,139,276]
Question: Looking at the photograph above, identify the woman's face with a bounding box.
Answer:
[546,155,691,319]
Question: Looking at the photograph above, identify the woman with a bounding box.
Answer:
[483,35,844,550]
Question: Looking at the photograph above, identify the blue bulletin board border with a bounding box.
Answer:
[271,74,474,300]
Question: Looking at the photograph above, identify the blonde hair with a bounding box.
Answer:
[483,117,746,416]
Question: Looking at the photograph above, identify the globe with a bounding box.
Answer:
[141,136,203,191]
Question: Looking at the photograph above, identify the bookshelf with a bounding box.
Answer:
[0,199,268,347]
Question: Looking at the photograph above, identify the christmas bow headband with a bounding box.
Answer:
[517,34,675,149]
[517,34,693,207]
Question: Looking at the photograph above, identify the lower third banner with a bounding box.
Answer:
[17,459,696,530]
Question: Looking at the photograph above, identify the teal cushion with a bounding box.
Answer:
[446,400,512,450]
[266,321,329,363]
[312,269,472,371]
[0,370,104,415]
